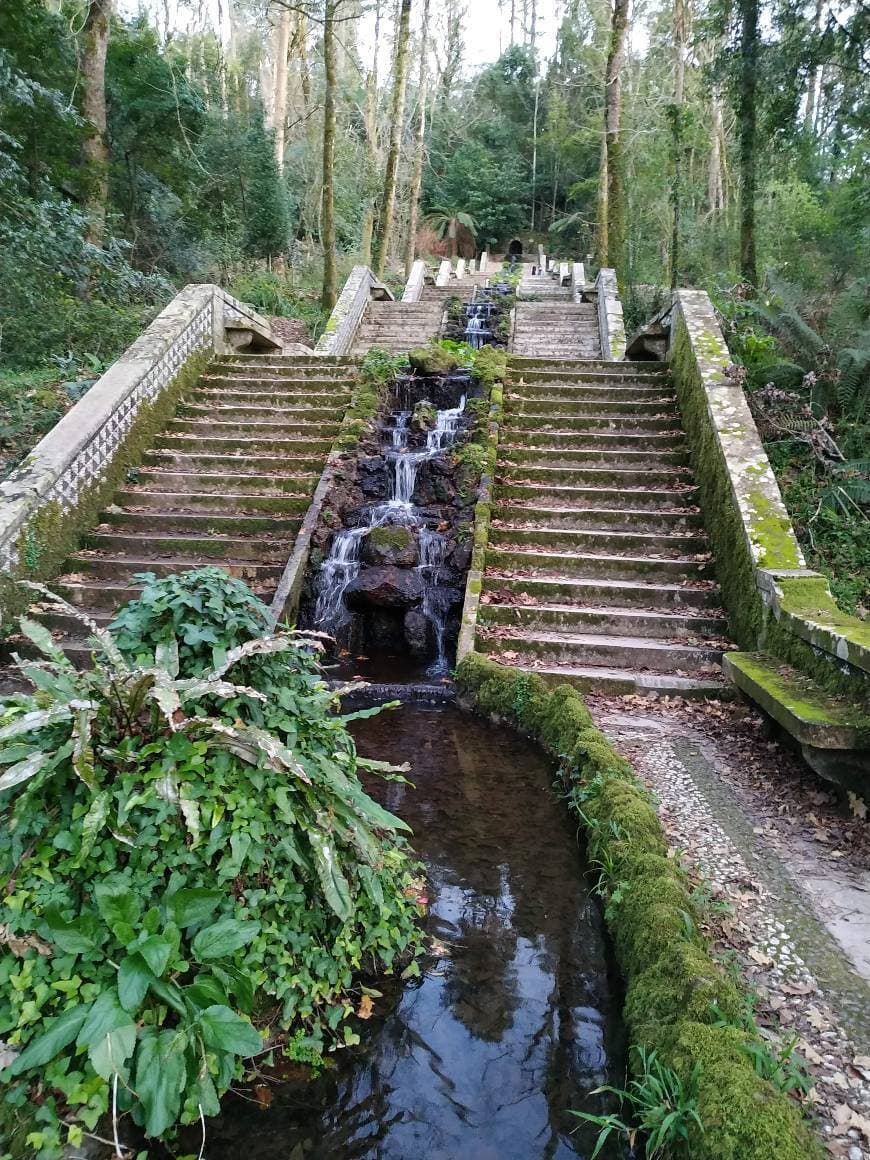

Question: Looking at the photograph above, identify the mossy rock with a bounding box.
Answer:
[662,1022,825,1160]
[408,346,461,375]
[537,684,594,752]
[411,399,438,432]
[584,780,667,852]
[625,941,741,1046]
[362,525,418,568]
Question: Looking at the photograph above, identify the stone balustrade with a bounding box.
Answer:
[595,268,627,360]
[316,265,394,355]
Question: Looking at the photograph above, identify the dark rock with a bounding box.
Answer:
[411,399,437,432]
[361,525,419,568]
[404,609,430,659]
[450,542,472,572]
[358,456,388,498]
[344,567,424,610]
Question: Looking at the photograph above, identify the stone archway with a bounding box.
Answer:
[507,238,523,258]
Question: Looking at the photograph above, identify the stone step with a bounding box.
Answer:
[191,389,345,406]
[155,435,333,454]
[80,531,292,562]
[488,524,708,556]
[477,628,724,674]
[500,447,690,470]
[495,660,729,698]
[498,464,690,488]
[114,488,309,514]
[167,419,340,439]
[145,447,324,475]
[200,378,354,392]
[495,482,699,509]
[481,574,721,610]
[506,399,678,417]
[502,430,686,450]
[215,355,353,367]
[485,546,715,582]
[508,368,668,384]
[508,357,664,373]
[60,555,283,584]
[180,403,342,421]
[492,503,703,532]
[477,601,726,640]
[505,384,675,401]
[500,414,681,433]
[134,469,316,495]
[98,509,302,535]
[55,580,148,611]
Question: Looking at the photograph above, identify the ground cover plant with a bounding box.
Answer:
[0,572,425,1158]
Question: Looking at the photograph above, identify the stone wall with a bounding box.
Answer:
[596,268,627,360]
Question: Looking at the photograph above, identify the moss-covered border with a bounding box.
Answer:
[455,652,825,1160]
[0,351,211,630]
[456,350,506,660]
[670,292,869,711]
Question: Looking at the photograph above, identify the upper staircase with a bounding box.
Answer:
[42,355,352,660]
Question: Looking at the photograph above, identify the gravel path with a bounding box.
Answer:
[589,694,870,1160]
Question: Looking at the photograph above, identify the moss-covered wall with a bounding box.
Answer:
[455,653,824,1160]
[670,295,869,704]
[0,351,210,629]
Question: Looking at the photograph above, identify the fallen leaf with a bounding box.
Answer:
[357,995,374,1020]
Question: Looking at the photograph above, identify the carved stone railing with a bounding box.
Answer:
[479,252,489,274]
[0,284,273,582]
[596,268,627,360]
[401,259,428,303]
[435,259,452,287]
[455,258,466,280]
[315,266,393,355]
[571,262,586,301]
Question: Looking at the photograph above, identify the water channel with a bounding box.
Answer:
[164,704,624,1160]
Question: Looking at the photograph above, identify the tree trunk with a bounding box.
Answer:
[738,0,759,286]
[595,132,608,267]
[603,0,629,277]
[669,0,688,288]
[321,0,337,311]
[360,0,381,266]
[81,0,113,247]
[510,0,516,43]
[530,78,539,230]
[708,87,725,216]
[373,0,412,278]
[272,3,292,173]
[404,0,430,275]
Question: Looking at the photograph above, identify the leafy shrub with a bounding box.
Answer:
[0,577,424,1156]
[225,271,326,340]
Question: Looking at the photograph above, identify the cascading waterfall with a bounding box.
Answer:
[313,388,468,666]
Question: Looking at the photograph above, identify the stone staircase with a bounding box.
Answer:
[38,355,353,661]
[474,354,733,696]
[352,299,444,355]
[513,303,601,359]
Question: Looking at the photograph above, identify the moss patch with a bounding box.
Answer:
[455,653,824,1160]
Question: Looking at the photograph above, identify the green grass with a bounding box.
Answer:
[0,364,101,479]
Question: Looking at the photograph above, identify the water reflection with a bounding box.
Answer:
[163,705,624,1159]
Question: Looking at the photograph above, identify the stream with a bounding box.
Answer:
[169,704,624,1159]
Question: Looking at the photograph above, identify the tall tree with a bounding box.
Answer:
[360,0,381,267]
[271,2,292,173]
[669,0,689,287]
[405,0,430,274]
[737,0,759,285]
[373,0,412,277]
[321,0,337,309]
[598,0,629,275]
[81,0,113,246]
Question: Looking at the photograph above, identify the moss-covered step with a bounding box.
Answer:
[503,429,687,449]
[506,383,673,400]
[55,579,151,610]
[500,413,681,433]
[98,510,303,536]
[492,503,704,532]
[179,404,342,422]
[498,464,690,488]
[488,524,708,556]
[156,434,334,454]
[506,397,677,416]
[495,482,700,510]
[62,553,284,584]
[167,420,341,440]
[478,601,726,639]
[216,355,354,368]
[81,530,291,562]
[144,451,325,473]
[114,488,310,514]
[477,628,724,673]
[134,469,317,495]
[506,356,665,372]
[507,368,667,385]
[500,447,690,470]
[485,546,716,582]
[723,652,870,789]
[481,574,721,610]
[201,373,353,389]
[490,658,727,697]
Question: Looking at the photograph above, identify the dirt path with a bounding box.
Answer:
[589,693,870,1160]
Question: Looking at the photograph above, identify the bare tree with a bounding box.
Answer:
[360,0,382,266]
[321,0,338,309]
[404,0,430,274]
[81,0,113,246]
[272,3,293,173]
[373,0,412,278]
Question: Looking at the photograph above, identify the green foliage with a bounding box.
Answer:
[572,1046,703,1159]
[0,575,424,1155]
[224,272,326,340]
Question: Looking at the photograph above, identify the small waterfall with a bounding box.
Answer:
[313,387,468,666]
[463,302,493,350]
